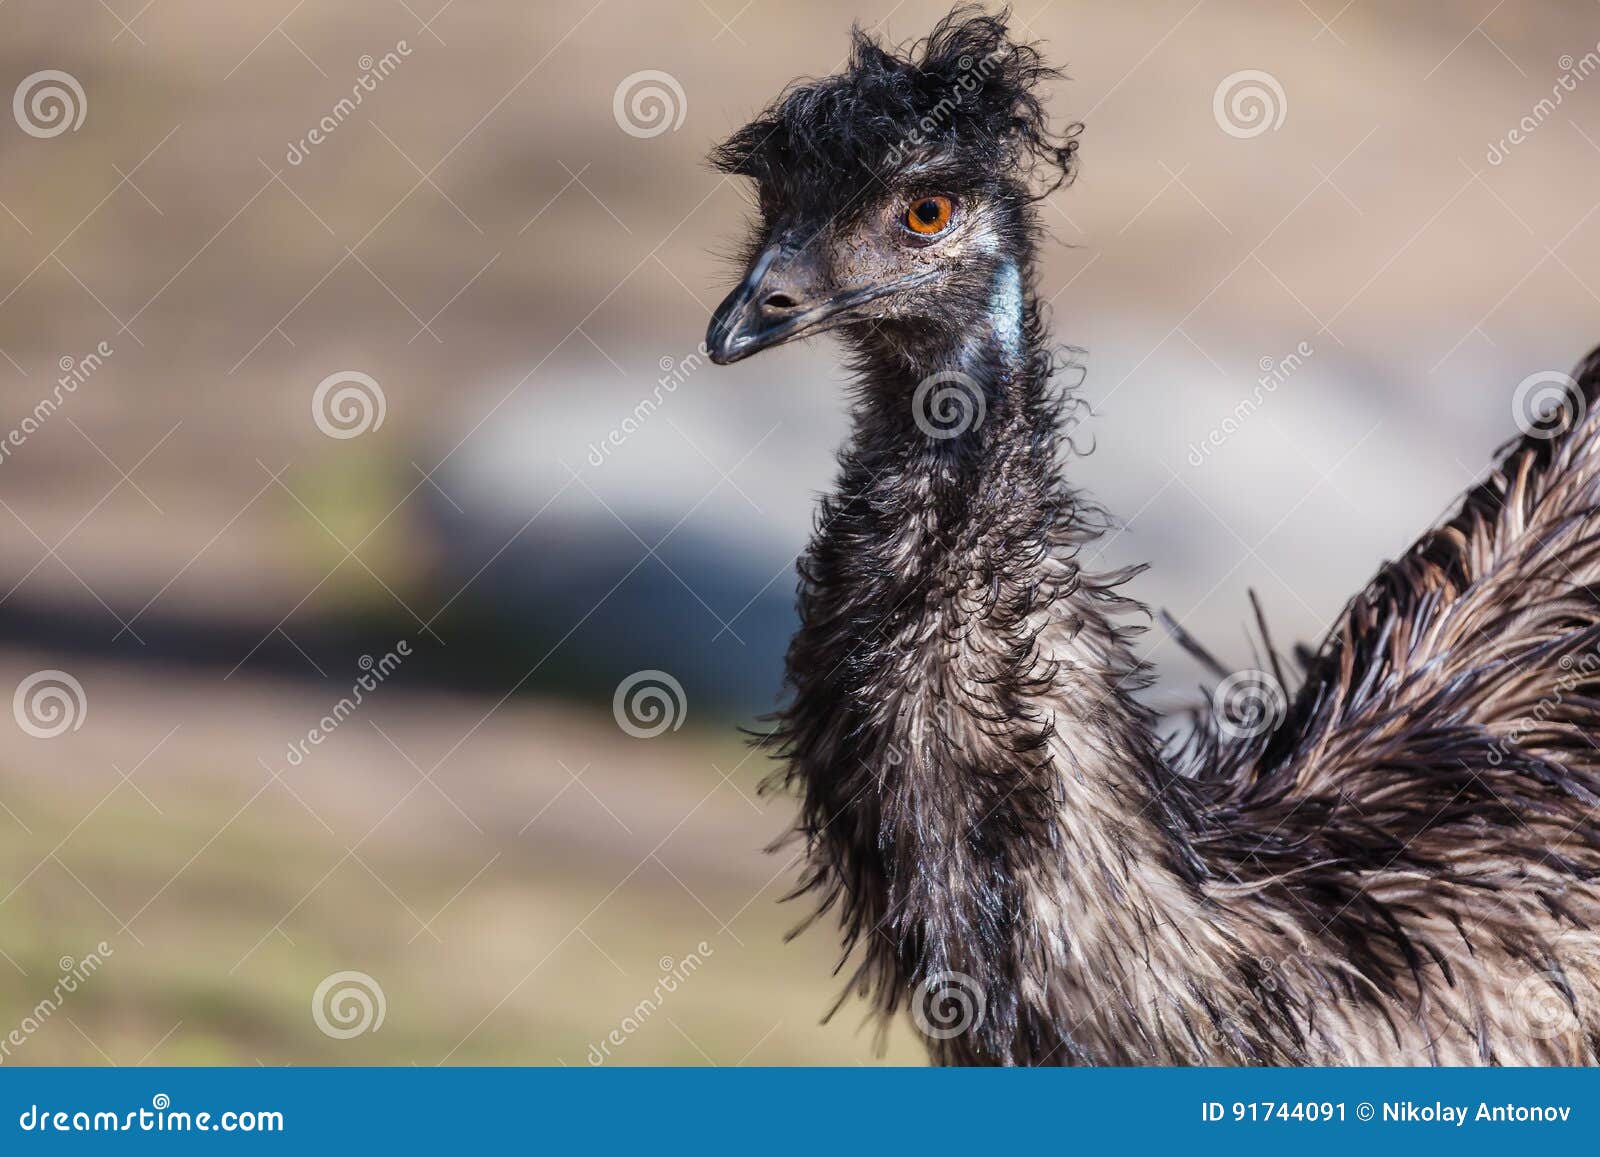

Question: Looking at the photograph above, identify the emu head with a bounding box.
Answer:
[705,7,1078,370]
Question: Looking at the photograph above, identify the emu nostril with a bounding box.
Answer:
[762,293,798,312]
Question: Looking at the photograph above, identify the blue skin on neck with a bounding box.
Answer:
[918,261,1025,446]
[989,260,1024,365]
[949,260,1025,386]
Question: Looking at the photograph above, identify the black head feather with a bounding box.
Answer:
[711,6,1080,216]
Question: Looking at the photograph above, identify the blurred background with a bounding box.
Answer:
[0,0,1598,1064]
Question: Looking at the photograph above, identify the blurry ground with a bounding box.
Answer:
[0,0,1598,1063]
[0,651,920,1063]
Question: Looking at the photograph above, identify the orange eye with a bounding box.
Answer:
[904,195,954,236]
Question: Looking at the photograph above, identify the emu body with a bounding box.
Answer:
[707,9,1600,1065]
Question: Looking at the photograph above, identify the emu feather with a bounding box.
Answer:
[706,6,1600,1065]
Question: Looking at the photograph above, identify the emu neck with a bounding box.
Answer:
[778,263,1221,1063]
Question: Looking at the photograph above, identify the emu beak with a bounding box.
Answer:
[706,239,931,365]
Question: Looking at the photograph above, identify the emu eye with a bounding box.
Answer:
[903,195,955,237]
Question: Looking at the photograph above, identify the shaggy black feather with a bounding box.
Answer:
[711,8,1079,208]
[709,6,1600,1066]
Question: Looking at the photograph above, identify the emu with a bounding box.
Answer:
[705,8,1600,1065]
